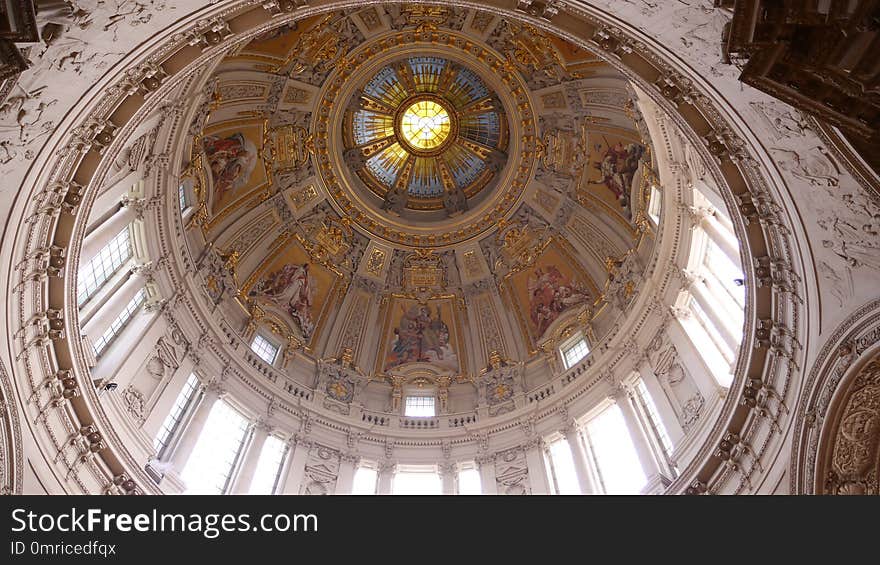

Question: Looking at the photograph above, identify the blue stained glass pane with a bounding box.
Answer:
[407,157,444,198]
[363,66,399,99]
[453,67,490,100]
[408,57,447,92]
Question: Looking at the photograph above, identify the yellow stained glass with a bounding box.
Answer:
[399,100,451,150]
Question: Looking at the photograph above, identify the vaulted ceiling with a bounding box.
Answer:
[182,4,656,381]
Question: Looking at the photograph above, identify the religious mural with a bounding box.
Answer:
[586,134,645,219]
[380,298,462,373]
[203,133,257,197]
[201,121,267,216]
[527,265,592,337]
[249,262,315,339]
[506,240,594,345]
[243,240,338,344]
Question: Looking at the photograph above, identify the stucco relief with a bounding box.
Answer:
[648,334,704,431]
[0,358,22,494]
[122,385,147,425]
[494,447,530,495]
[476,294,506,362]
[586,0,878,319]
[816,189,880,307]
[822,357,880,495]
[302,443,340,495]
[0,0,824,494]
[0,0,183,185]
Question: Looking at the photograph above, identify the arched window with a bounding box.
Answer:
[249,435,288,495]
[352,463,379,495]
[561,332,590,369]
[181,400,251,494]
[392,465,442,495]
[77,226,133,306]
[92,287,146,357]
[545,435,581,494]
[676,190,746,388]
[251,334,280,365]
[632,377,677,476]
[580,403,647,494]
[153,373,200,458]
[457,463,482,495]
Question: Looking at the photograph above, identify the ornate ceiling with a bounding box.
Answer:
[184,4,655,380]
[10,0,878,498]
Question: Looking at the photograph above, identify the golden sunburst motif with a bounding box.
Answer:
[398,98,453,152]
[345,56,509,209]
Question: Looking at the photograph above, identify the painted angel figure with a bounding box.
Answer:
[202,132,258,201]
[249,263,315,339]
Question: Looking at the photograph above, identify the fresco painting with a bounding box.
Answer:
[202,122,266,215]
[586,134,645,220]
[244,242,336,343]
[509,242,593,342]
[382,298,461,373]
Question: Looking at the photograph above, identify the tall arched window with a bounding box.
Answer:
[181,400,251,494]
[248,435,288,495]
[91,287,146,357]
[392,465,442,495]
[580,403,647,494]
[457,463,482,495]
[77,226,133,306]
[352,463,379,495]
[676,188,746,388]
[153,373,200,458]
[545,435,581,494]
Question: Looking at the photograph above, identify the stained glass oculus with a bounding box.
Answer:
[399,98,453,152]
[346,57,507,207]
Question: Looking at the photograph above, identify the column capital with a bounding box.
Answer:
[377,459,397,474]
[607,380,635,403]
[475,453,496,467]
[253,417,273,434]
[679,268,703,288]
[203,379,226,398]
[438,461,457,477]
[287,432,312,450]
[561,420,579,439]
[679,202,715,228]
[523,436,545,452]
[669,304,691,320]
[339,452,361,465]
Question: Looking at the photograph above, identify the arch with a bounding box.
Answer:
[0,1,813,496]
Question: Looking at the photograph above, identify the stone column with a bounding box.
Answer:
[613,388,663,485]
[80,204,137,263]
[169,381,222,473]
[563,425,595,494]
[335,454,359,495]
[376,460,396,495]
[232,421,270,494]
[476,455,497,494]
[280,437,311,494]
[687,276,740,353]
[81,269,145,343]
[439,462,457,495]
[667,312,726,397]
[701,213,740,267]
[524,439,551,494]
